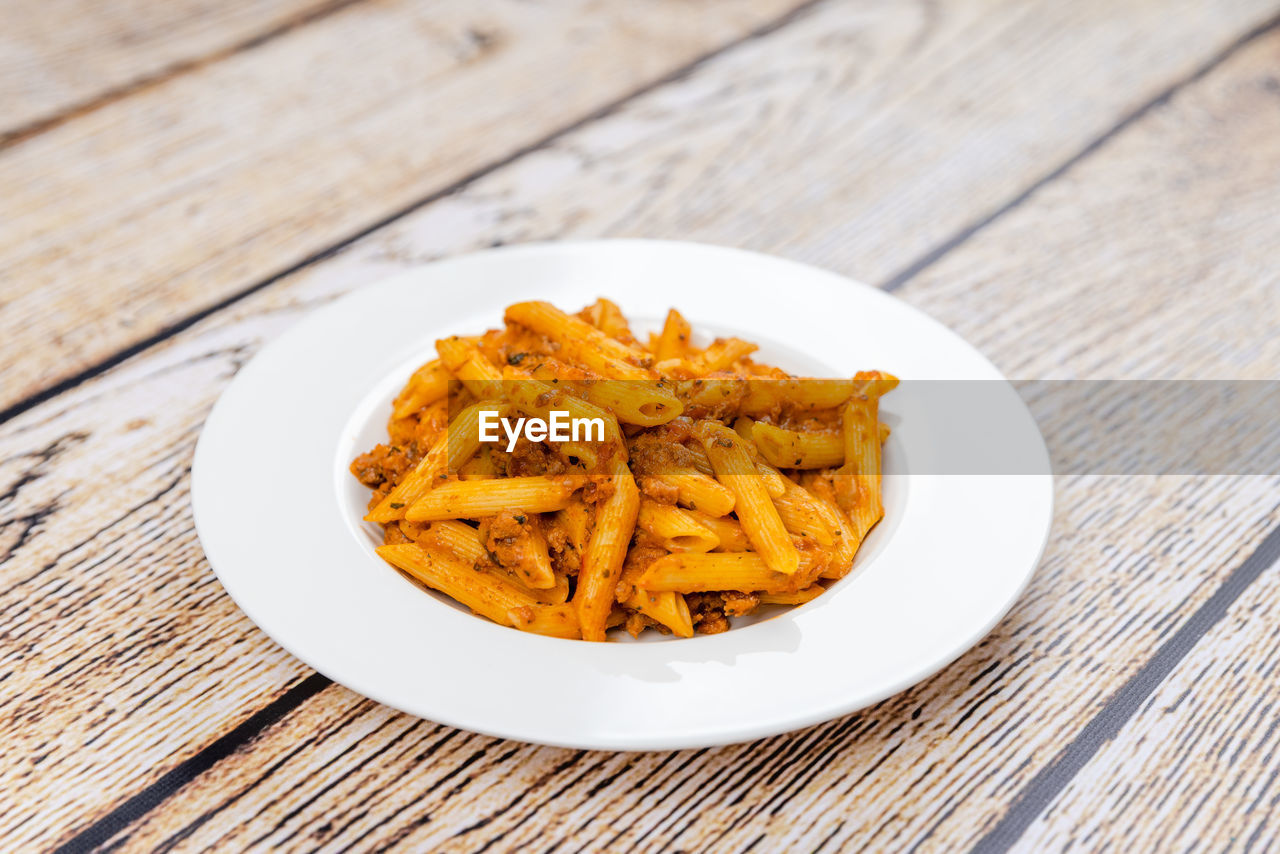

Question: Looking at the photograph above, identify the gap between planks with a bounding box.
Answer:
[6,4,1278,428]
[881,7,1280,292]
[0,0,829,430]
[965,523,1280,854]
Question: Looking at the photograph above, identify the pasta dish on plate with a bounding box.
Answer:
[350,299,896,642]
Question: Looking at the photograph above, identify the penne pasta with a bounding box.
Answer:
[423,519,486,564]
[689,337,758,374]
[581,298,638,346]
[839,396,885,541]
[528,572,571,605]
[692,512,753,552]
[578,380,683,427]
[756,462,788,499]
[623,589,694,638]
[391,359,450,420]
[637,551,826,594]
[435,336,504,399]
[377,543,535,626]
[353,299,897,639]
[653,308,693,362]
[811,493,859,580]
[501,375,618,467]
[506,301,654,380]
[423,519,570,602]
[574,457,640,641]
[509,603,582,639]
[644,471,736,517]
[854,370,900,400]
[693,421,800,575]
[405,476,577,522]
[636,499,720,552]
[682,443,716,477]
[740,379,858,415]
[759,586,826,605]
[770,475,837,547]
[366,402,507,523]
[514,359,682,425]
[752,421,844,469]
[458,447,498,479]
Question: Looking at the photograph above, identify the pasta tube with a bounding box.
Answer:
[501,376,620,467]
[377,543,535,626]
[624,589,694,638]
[839,396,884,541]
[637,552,826,594]
[579,381,683,427]
[391,359,450,419]
[752,421,844,469]
[693,421,799,574]
[509,604,582,639]
[435,336,503,399]
[690,337,757,374]
[691,512,753,552]
[636,499,720,552]
[758,586,826,605]
[653,309,693,362]
[505,301,654,379]
[366,402,507,523]
[644,471,736,517]
[424,519,570,602]
[574,457,640,641]
[769,473,836,546]
[581,298,638,345]
[405,476,577,521]
[740,379,858,415]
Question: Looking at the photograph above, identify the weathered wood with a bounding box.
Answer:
[0,0,349,137]
[2,1,1279,851]
[894,37,1280,385]
[0,0,808,414]
[1018,530,1280,853]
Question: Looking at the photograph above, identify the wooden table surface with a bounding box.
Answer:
[3,1,1280,850]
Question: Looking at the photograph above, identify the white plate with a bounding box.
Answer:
[193,240,1052,750]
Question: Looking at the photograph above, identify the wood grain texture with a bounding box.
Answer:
[895,31,1280,384]
[2,0,1279,850]
[151,0,1276,315]
[0,0,807,415]
[0,0,351,137]
[1017,530,1280,853]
